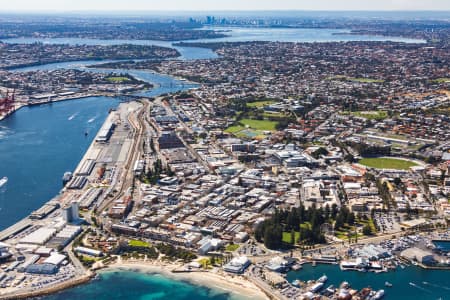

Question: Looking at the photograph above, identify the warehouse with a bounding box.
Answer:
[76,159,96,176]
[19,227,57,245]
[74,246,103,257]
[25,263,58,275]
[44,253,66,266]
[96,121,115,143]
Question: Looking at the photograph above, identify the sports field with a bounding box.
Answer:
[358,157,419,170]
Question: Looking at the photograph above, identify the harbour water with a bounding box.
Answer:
[0,96,120,228]
[286,264,450,299]
[42,270,245,300]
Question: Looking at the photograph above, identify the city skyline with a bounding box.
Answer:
[1,0,450,12]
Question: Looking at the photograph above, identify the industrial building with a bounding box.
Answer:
[96,121,115,143]
[19,227,57,245]
[158,131,184,149]
[74,246,103,257]
[76,159,96,176]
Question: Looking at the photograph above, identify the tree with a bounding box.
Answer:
[290,230,296,245]
[362,224,373,236]
[344,153,355,163]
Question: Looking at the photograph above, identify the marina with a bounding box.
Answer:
[286,263,450,299]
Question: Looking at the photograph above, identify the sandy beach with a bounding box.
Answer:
[106,259,269,300]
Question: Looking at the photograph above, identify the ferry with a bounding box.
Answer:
[0,177,8,188]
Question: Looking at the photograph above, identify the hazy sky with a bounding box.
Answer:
[1,0,449,12]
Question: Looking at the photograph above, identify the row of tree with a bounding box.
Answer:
[255,204,357,249]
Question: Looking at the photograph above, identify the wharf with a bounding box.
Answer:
[0,217,32,241]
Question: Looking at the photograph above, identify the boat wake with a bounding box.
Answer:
[423,281,450,291]
[68,113,78,120]
[87,116,97,123]
[409,282,432,293]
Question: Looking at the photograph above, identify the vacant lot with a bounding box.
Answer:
[352,111,388,120]
[246,100,277,108]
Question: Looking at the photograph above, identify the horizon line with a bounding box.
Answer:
[2,9,450,13]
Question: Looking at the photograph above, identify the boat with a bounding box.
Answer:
[62,172,73,185]
[0,177,8,188]
[310,282,324,293]
[371,289,385,299]
[385,281,393,287]
[325,285,335,294]
[318,275,328,283]
[292,279,301,287]
[312,261,316,267]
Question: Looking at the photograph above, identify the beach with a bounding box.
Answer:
[105,259,269,300]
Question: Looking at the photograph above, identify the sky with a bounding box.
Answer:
[1,0,450,12]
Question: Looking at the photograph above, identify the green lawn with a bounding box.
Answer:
[352,111,388,121]
[224,125,245,134]
[282,231,300,244]
[128,239,151,248]
[240,119,278,131]
[262,112,288,118]
[431,78,450,83]
[225,244,240,252]
[246,100,277,108]
[328,75,384,83]
[348,77,384,83]
[106,76,131,83]
[358,157,419,170]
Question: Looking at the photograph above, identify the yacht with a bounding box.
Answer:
[0,177,8,188]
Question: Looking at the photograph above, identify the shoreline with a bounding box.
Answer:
[0,272,94,300]
[103,260,269,300]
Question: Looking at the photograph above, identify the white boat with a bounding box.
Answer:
[318,275,328,283]
[0,177,8,188]
[372,289,385,299]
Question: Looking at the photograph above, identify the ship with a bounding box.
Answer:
[62,172,73,185]
[0,177,8,188]
[318,275,328,283]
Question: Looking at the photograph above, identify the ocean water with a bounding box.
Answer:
[286,264,450,299]
[43,270,240,300]
[0,96,120,228]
